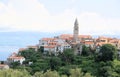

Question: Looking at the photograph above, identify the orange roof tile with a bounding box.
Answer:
[84,41,94,45]
[41,38,55,41]
[96,42,107,46]
[19,48,27,52]
[79,35,92,38]
[60,34,73,39]
[48,42,57,45]
[9,56,25,60]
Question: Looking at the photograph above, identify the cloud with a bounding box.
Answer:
[0,0,120,35]
[78,12,120,35]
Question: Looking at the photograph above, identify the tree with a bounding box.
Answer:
[43,70,60,77]
[49,57,62,71]
[82,45,91,56]
[10,61,20,69]
[34,70,60,77]
[69,68,93,77]
[38,46,44,53]
[0,69,30,77]
[96,44,117,62]
[59,49,75,64]
[34,72,44,77]
[19,49,41,62]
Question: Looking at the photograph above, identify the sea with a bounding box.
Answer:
[0,32,60,61]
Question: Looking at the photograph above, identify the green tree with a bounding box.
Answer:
[43,70,60,77]
[49,57,61,71]
[38,46,44,53]
[59,49,75,64]
[82,45,90,56]
[96,44,117,62]
[69,68,93,77]
[0,69,30,77]
[19,49,41,62]
[34,71,44,77]
[10,61,20,69]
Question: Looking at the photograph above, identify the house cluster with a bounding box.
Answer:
[38,34,120,54]
[0,52,25,69]
[95,36,120,49]
[38,19,120,55]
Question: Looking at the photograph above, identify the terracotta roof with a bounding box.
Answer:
[48,42,57,45]
[41,38,55,41]
[98,36,114,41]
[19,48,27,52]
[60,34,73,40]
[9,56,25,60]
[96,42,107,46]
[79,35,92,38]
[109,40,118,43]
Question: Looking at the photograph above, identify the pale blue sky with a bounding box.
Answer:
[0,0,120,35]
[39,0,120,18]
[1,0,120,17]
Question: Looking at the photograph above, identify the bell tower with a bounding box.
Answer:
[73,18,82,55]
[73,18,79,43]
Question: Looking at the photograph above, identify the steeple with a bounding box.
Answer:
[74,18,79,27]
[73,18,79,43]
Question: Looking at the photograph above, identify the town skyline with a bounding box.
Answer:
[0,0,120,35]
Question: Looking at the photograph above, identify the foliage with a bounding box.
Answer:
[0,69,30,77]
[49,57,62,71]
[10,61,20,68]
[33,68,93,77]
[95,44,117,62]
[59,48,75,64]
[10,46,120,77]
[82,45,91,56]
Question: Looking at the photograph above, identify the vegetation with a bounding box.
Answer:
[0,69,30,77]
[6,44,120,77]
[95,44,117,62]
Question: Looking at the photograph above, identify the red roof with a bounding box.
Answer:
[9,56,25,60]
[19,48,27,52]
[78,35,92,38]
[84,41,94,45]
[41,38,55,41]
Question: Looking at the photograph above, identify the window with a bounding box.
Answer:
[42,43,44,45]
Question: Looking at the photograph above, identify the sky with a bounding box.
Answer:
[0,0,120,35]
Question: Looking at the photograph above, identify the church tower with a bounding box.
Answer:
[73,18,82,55]
[73,18,79,43]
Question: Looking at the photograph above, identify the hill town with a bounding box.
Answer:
[0,19,120,77]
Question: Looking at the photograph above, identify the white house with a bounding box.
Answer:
[7,52,25,65]
[39,38,55,47]
[44,45,57,54]
[8,56,25,65]
[39,37,72,54]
